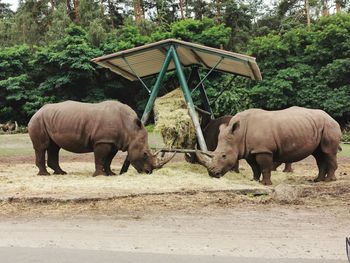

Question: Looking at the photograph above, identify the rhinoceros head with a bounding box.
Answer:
[196,118,241,178]
[128,119,174,174]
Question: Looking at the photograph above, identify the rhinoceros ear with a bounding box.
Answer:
[229,118,240,134]
[135,119,143,129]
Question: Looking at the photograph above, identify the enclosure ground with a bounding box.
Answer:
[0,134,349,261]
[0,134,349,216]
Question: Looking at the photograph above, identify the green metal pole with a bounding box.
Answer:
[141,47,173,123]
[171,46,208,151]
[120,46,173,175]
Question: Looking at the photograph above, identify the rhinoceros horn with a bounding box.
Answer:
[153,151,176,169]
[195,150,213,168]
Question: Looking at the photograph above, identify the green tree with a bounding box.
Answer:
[33,25,102,106]
[0,45,35,122]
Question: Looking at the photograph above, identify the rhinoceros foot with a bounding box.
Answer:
[260,179,272,186]
[313,176,325,182]
[92,171,107,177]
[324,175,337,182]
[53,170,67,175]
[37,171,50,176]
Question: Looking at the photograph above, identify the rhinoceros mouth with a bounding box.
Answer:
[208,171,224,178]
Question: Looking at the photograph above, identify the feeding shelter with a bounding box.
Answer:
[92,39,262,173]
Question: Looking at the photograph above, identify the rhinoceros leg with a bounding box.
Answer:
[324,154,337,182]
[313,151,327,182]
[34,149,50,176]
[282,163,293,173]
[255,153,273,185]
[246,158,261,181]
[93,143,113,176]
[271,162,282,171]
[47,141,66,175]
[231,161,240,173]
[104,149,118,176]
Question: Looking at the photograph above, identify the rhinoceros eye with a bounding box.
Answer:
[143,152,148,160]
[222,154,226,159]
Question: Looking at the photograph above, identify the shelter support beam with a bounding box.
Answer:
[141,47,173,124]
[194,67,214,119]
[171,46,208,152]
[120,47,173,175]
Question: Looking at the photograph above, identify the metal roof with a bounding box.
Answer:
[92,38,262,81]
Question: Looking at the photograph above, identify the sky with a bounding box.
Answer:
[3,0,18,11]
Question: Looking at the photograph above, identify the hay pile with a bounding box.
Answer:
[154,88,197,148]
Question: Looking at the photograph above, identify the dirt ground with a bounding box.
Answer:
[0,134,349,260]
[0,134,349,215]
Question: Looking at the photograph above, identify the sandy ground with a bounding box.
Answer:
[0,134,349,261]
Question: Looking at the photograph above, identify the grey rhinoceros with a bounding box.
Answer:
[188,115,292,174]
[196,107,341,185]
[28,100,173,176]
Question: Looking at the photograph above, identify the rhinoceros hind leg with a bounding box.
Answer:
[324,154,337,182]
[255,153,273,185]
[104,148,118,176]
[313,151,327,182]
[47,141,66,175]
[93,143,113,176]
[283,163,293,173]
[35,149,50,176]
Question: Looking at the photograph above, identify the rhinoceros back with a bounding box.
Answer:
[28,100,136,153]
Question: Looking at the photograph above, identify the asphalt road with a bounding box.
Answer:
[0,247,347,263]
[0,206,349,263]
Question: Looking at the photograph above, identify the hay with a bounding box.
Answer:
[154,88,197,148]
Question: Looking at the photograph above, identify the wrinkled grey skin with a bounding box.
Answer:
[197,107,341,185]
[28,100,173,176]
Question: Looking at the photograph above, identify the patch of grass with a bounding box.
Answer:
[339,143,350,157]
[145,124,155,133]
[0,133,33,157]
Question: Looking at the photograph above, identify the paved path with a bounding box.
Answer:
[0,247,347,263]
[0,206,349,262]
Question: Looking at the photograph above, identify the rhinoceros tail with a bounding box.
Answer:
[338,145,342,152]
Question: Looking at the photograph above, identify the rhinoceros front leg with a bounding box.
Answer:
[34,149,50,176]
[104,149,118,176]
[93,143,113,176]
[246,158,261,181]
[255,153,273,185]
[47,142,67,175]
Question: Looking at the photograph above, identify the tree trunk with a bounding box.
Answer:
[133,0,142,22]
[335,0,341,12]
[321,0,329,16]
[73,0,79,21]
[305,0,310,28]
[107,0,115,28]
[216,0,221,22]
[179,0,184,19]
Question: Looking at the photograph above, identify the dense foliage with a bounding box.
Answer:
[0,0,349,125]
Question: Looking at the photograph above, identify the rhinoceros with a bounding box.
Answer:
[188,115,292,174]
[196,107,341,185]
[0,120,18,132]
[28,100,174,176]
